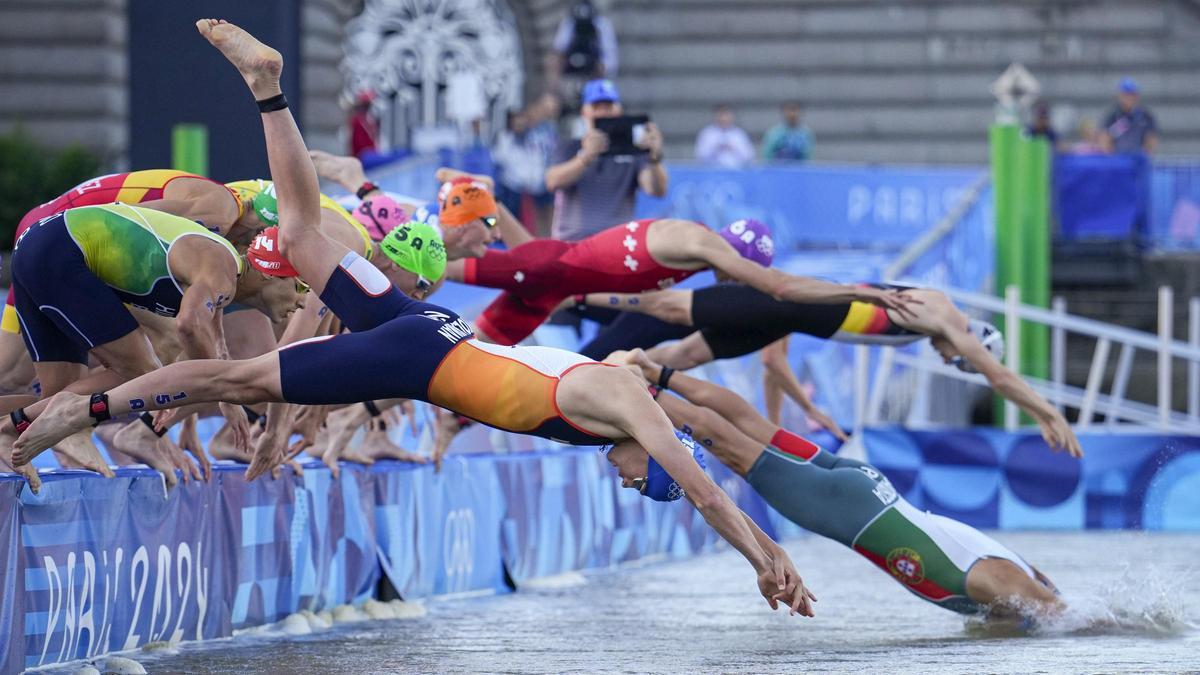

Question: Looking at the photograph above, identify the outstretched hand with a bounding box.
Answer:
[857,288,923,321]
[804,405,848,442]
[766,549,817,617]
[1038,414,1083,458]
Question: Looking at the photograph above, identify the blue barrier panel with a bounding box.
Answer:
[1054,154,1149,241]
[5,428,1200,668]
[864,427,1200,531]
[636,164,987,254]
[361,154,988,254]
[1149,160,1200,250]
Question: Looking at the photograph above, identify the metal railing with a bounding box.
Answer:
[853,283,1200,435]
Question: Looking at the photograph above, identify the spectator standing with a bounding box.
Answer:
[1102,78,1158,154]
[493,97,559,236]
[694,104,755,169]
[545,79,667,241]
[348,90,379,158]
[761,101,814,161]
[548,0,619,112]
[1026,100,1063,152]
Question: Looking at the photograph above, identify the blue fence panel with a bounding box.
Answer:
[5,427,1200,668]
[1149,160,1200,251]
[1054,153,1149,242]
[864,427,1200,531]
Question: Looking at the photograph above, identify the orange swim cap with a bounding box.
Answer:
[438,177,497,227]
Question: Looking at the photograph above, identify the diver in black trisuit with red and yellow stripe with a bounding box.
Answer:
[11,19,818,617]
[576,282,1082,457]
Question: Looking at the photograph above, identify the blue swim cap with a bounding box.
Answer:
[643,431,707,502]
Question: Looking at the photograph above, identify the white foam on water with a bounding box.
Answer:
[99,656,146,675]
[963,563,1197,637]
[1038,565,1195,636]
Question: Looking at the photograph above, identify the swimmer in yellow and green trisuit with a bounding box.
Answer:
[575,281,1081,457]
[0,168,269,398]
[2,202,305,490]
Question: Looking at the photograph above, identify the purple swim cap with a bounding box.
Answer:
[719,219,774,267]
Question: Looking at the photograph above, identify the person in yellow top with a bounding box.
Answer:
[4,202,305,487]
[0,168,264,397]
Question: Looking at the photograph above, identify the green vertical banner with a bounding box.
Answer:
[990,124,1051,422]
[172,124,209,176]
[1021,136,1050,381]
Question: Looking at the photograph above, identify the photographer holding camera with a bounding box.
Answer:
[545,79,667,241]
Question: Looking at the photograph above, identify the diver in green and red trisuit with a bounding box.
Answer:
[3,202,305,490]
[608,349,1063,620]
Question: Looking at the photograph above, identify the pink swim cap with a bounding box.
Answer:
[719,219,774,267]
[354,194,409,242]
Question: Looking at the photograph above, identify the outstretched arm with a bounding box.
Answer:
[760,339,847,441]
[945,327,1082,457]
[625,349,778,446]
[580,290,694,325]
[688,230,919,317]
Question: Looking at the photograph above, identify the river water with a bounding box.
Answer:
[60,531,1199,674]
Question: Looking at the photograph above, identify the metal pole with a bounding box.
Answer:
[1052,296,1066,413]
[1079,337,1111,430]
[1189,297,1199,422]
[1105,344,1135,427]
[1158,286,1173,429]
[1004,284,1021,430]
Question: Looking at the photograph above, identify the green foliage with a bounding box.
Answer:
[0,128,101,251]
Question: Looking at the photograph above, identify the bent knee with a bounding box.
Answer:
[966,558,1059,609]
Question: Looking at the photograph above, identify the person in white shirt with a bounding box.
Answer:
[695,104,755,169]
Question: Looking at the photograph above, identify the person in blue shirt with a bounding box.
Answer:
[1102,78,1158,154]
[761,101,814,161]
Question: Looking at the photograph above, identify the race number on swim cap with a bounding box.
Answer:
[719,218,774,267]
[246,227,299,277]
[643,430,708,502]
[226,179,279,226]
[379,221,448,282]
[354,194,409,241]
[438,177,497,227]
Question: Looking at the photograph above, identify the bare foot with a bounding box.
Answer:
[111,420,180,488]
[208,422,250,463]
[309,150,367,191]
[195,19,282,100]
[0,439,39,492]
[94,423,138,465]
[362,428,427,464]
[315,405,370,472]
[431,409,464,472]
[53,431,115,477]
[12,391,91,466]
[158,435,202,483]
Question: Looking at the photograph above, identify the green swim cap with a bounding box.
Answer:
[251,182,279,225]
[379,221,447,285]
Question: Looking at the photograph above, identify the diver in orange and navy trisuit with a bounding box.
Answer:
[13,20,819,618]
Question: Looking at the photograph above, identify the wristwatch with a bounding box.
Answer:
[648,151,663,164]
[355,181,379,199]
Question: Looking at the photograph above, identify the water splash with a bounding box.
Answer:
[966,564,1196,637]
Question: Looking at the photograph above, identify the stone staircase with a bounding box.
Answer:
[609,0,1200,163]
